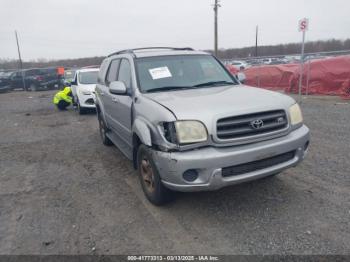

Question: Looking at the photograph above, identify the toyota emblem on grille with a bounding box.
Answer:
[251,119,264,129]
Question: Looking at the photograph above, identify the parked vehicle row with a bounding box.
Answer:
[0,67,66,92]
[223,54,332,68]
[15,68,64,91]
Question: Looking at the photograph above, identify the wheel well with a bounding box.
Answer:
[132,134,142,169]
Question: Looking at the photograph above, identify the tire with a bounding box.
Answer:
[72,96,77,106]
[77,101,86,115]
[98,113,113,146]
[29,84,37,92]
[137,145,175,205]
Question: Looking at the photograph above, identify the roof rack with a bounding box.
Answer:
[108,47,194,57]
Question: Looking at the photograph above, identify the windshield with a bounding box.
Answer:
[78,71,98,84]
[136,55,237,93]
[1,72,13,77]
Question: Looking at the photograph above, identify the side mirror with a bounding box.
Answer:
[70,80,77,86]
[109,81,127,95]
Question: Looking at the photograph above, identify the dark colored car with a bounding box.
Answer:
[10,68,63,91]
[0,71,15,93]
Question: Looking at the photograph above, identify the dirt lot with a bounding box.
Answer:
[0,90,349,255]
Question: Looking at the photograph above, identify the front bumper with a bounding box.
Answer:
[152,125,310,192]
[0,85,11,93]
[78,93,96,108]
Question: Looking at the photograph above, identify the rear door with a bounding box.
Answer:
[11,71,24,88]
[41,68,57,85]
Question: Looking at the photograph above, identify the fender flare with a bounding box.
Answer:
[95,99,107,121]
[132,119,152,147]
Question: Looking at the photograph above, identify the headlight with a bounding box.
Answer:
[289,103,303,125]
[174,121,208,144]
[80,90,91,95]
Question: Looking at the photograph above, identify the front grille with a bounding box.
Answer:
[217,110,288,140]
[222,151,295,177]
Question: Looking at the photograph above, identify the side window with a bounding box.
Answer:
[98,59,109,84]
[26,70,33,76]
[106,59,120,85]
[73,73,78,84]
[38,69,48,75]
[117,59,131,89]
[28,69,39,76]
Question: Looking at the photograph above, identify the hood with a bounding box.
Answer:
[143,85,295,132]
[78,84,96,92]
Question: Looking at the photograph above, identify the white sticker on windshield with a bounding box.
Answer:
[149,67,172,80]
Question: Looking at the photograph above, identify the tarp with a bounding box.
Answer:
[239,55,350,99]
[226,64,239,75]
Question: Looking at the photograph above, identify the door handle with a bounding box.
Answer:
[112,97,118,103]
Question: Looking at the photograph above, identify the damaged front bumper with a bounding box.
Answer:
[78,93,96,108]
[152,125,310,192]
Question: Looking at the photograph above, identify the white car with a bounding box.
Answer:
[230,60,249,70]
[71,68,99,114]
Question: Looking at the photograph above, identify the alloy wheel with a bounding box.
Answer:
[140,158,155,193]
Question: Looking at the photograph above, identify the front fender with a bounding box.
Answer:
[132,119,152,147]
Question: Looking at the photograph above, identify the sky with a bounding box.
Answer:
[1,0,349,60]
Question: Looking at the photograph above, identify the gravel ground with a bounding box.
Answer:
[0,90,349,255]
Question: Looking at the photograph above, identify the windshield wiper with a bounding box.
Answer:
[145,81,235,93]
[145,86,195,93]
[193,81,234,87]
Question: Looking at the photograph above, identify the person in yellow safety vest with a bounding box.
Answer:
[53,86,73,110]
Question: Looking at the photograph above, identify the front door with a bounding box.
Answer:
[109,58,133,148]
[102,59,120,126]
[11,71,24,89]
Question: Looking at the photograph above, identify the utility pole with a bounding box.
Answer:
[298,18,309,103]
[255,25,259,57]
[213,0,221,57]
[15,30,26,91]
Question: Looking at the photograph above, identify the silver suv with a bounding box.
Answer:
[95,47,310,205]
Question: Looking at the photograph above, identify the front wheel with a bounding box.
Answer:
[137,145,175,205]
[77,100,86,115]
